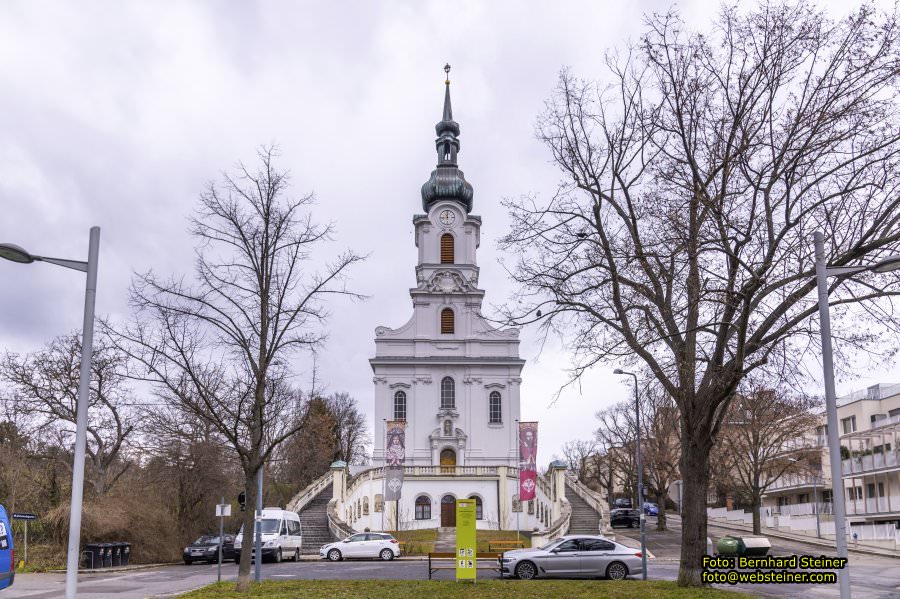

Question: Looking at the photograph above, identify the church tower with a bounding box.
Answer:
[370,67,524,470]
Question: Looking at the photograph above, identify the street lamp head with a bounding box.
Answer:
[871,255,900,273]
[0,243,35,264]
[613,368,624,374]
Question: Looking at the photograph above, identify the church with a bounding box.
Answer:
[292,70,605,541]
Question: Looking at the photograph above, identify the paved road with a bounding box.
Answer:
[615,514,900,598]
[9,520,899,598]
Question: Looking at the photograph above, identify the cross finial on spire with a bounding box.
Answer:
[444,63,451,85]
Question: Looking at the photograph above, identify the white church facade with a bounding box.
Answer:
[295,70,603,539]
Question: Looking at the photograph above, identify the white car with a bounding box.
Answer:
[320,532,400,561]
[234,508,303,563]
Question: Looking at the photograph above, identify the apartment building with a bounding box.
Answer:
[761,383,900,537]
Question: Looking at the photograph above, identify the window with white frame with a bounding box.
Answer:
[441,377,455,409]
[489,391,502,424]
[415,495,431,520]
[393,390,407,421]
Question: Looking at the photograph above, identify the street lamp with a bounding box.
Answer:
[814,232,900,599]
[613,368,647,580]
[0,228,100,599]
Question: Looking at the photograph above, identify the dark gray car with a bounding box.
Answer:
[500,535,643,580]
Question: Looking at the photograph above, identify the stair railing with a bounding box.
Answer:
[288,470,333,513]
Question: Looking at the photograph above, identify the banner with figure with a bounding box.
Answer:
[384,420,406,501]
[518,422,538,501]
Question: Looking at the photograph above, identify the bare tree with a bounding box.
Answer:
[2,333,136,495]
[113,146,364,590]
[500,2,900,584]
[594,402,639,504]
[326,392,370,466]
[561,439,598,484]
[640,384,680,531]
[717,384,821,534]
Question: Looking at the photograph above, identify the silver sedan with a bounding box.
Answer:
[500,535,643,580]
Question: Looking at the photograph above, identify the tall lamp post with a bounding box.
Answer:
[614,368,647,580]
[814,231,900,599]
[0,228,100,599]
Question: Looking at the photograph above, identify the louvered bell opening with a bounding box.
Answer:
[441,308,455,334]
[440,234,454,264]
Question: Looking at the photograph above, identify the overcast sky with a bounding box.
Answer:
[1,0,895,466]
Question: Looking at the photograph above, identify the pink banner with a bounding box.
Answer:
[518,422,538,501]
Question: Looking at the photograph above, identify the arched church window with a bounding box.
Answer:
[415,495,431,520]
[441,377,455,409]
[393,391,407,421]
[440,308,455,334]
[489,391,502,424]
[469,495,483,520]
[440,233,454,264]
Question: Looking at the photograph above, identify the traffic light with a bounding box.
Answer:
[238,491,246,512]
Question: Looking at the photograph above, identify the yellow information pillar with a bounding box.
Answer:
[455,498,477,582]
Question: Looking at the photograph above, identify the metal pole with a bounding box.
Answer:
[65,226,100,599]
[24,520,28,566]
[630,373,647,580]
[254,467,263,582]
[218,496,224,583]
[814,480,821,539]
[382,419,386,532]
[814,231,851,599]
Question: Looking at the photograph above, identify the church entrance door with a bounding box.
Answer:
[440,448,456,474]
[440,494,456,527]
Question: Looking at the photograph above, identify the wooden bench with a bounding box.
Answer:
[427,552,503,579]
[488,540,525,552]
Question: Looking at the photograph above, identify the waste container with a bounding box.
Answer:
[98,543,114,568]
[121,543,131,566]
[83,544,103,569]
[716,535,746,556]
[740,536,771,556]
[110,543,122,567]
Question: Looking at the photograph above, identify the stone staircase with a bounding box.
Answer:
[299,482,336,553]
[566,484,603,535]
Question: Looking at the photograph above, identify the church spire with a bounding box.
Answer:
[422,64,474,213]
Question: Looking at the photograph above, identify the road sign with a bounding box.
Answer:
[455,499,477,581]
[11,513,36,521]
[215,504,232,517]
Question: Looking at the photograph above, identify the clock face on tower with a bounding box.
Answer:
[439,210,456,226]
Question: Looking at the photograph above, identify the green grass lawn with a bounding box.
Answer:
[177,580,746,598]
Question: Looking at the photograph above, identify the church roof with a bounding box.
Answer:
[421,64,474,213]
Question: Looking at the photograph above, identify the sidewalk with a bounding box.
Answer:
[705,517,900,559]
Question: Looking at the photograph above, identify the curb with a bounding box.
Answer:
[49,562,180,574]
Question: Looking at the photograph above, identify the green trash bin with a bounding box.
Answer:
[716,535,746,556]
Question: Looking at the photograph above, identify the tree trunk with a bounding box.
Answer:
[235,465,259,592]
[656,490,667,532]
[677,432,712,586]
[751,491,761,535]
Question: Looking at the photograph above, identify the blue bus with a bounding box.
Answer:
[0,505,14,590]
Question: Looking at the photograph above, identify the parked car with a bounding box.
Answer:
[183,534,236,564]
[234,508,302,563]
[0,505,14,591]
[500,535,643,580]
[320,532,400,561]
[613,497,632,509]
[610,508,641,528]
[643,502,659,516]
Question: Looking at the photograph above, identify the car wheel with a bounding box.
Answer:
[183,559,192,565]
[515,561,537,580]
[327,549,342,562]
[606,561,628,580]
[379,548,394,561]
[273,547,282,563]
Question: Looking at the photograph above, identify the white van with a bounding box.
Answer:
[234,508,302,563]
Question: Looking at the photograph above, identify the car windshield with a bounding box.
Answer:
[194,536,220,545]
[237,519,281,535]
